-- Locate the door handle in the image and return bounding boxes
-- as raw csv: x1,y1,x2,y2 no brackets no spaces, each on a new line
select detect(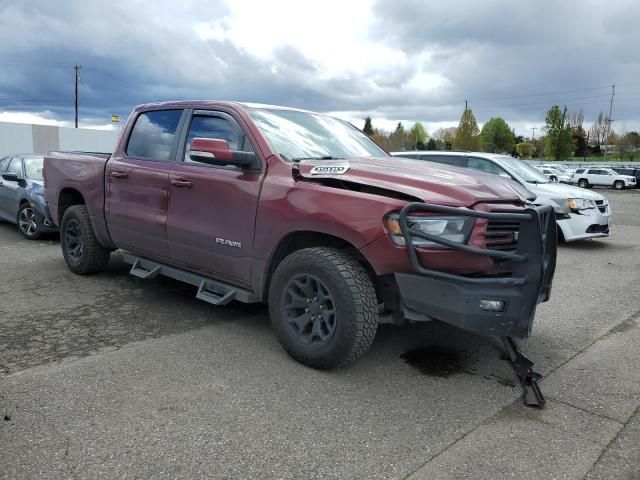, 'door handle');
171,179,192,188
110,171,129,179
